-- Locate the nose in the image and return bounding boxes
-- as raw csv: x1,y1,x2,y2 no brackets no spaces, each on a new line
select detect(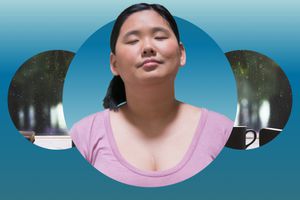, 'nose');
142,42,156,57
